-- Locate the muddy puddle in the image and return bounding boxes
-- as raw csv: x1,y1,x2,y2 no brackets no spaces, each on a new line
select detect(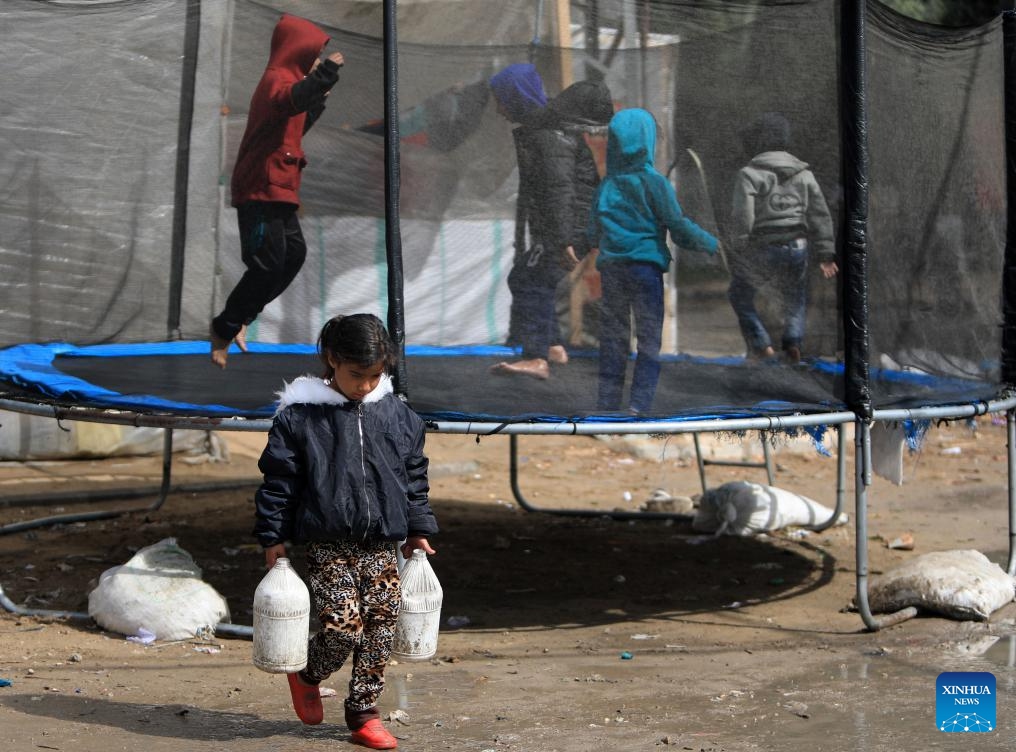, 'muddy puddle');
377,634,1016,751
